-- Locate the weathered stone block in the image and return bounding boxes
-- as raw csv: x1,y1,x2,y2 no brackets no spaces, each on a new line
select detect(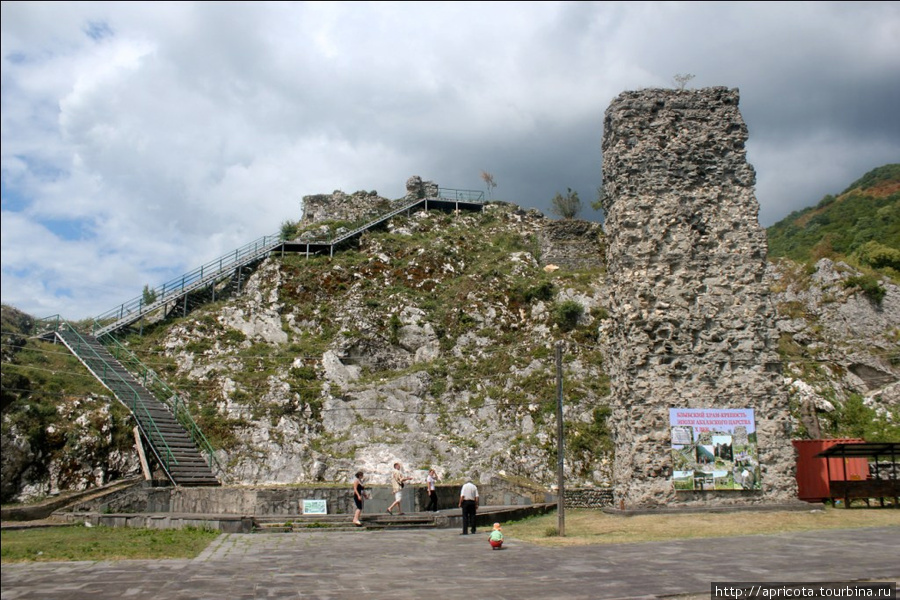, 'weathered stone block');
600,87,797,508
